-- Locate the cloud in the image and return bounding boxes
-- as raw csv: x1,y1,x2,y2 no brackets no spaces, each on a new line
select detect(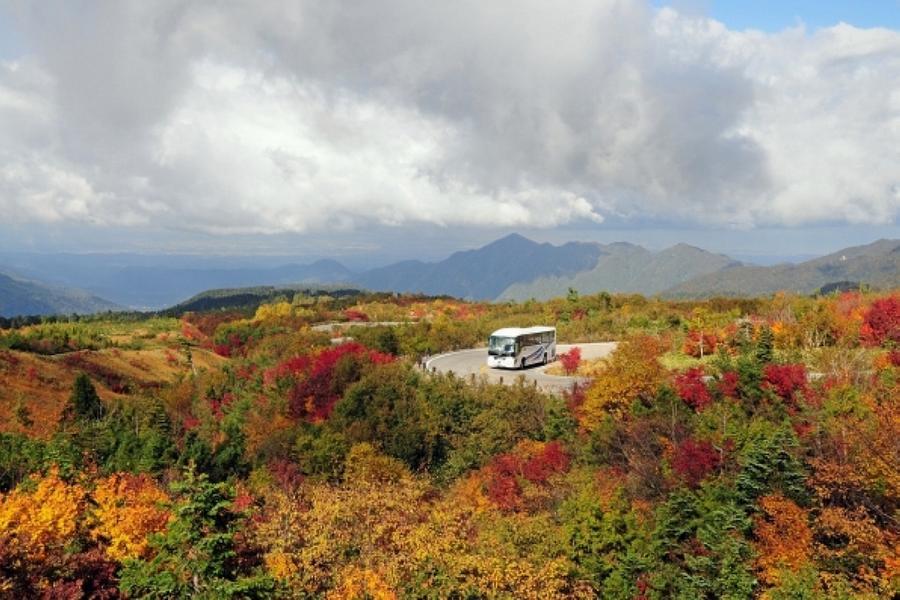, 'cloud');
0,1,897,235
